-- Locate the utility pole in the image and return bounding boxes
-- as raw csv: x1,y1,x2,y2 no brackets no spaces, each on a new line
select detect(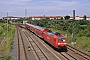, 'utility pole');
24,9,27,24
44,15,45,19
11,17,12,37
7,11,9,47
25,9,27,18
71,10,76,45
